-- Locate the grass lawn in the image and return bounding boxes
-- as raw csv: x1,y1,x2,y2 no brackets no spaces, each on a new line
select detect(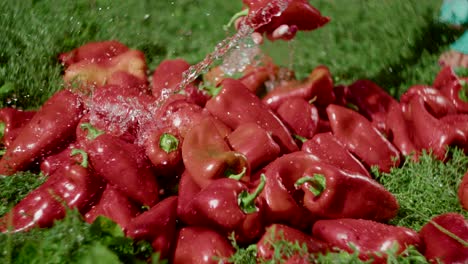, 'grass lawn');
1,0,467,263
0,0,457,109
